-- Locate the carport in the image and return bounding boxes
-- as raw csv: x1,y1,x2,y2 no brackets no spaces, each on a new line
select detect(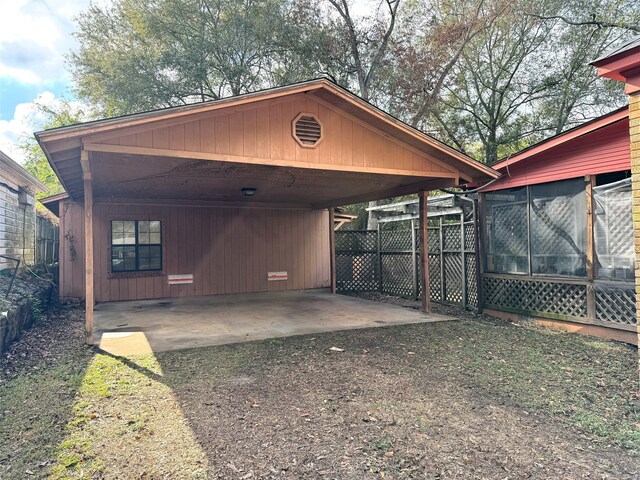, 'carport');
94,290,452,353
36,79,498,346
